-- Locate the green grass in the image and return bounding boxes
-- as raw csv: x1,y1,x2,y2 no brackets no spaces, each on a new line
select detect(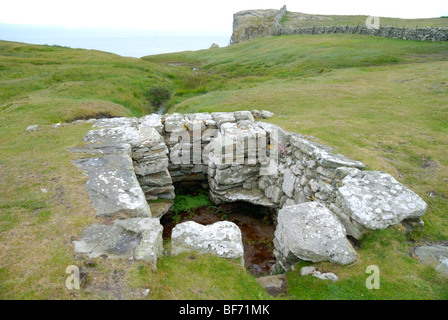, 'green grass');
1,33,448,299
171,187,213,222
172,188,212,214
